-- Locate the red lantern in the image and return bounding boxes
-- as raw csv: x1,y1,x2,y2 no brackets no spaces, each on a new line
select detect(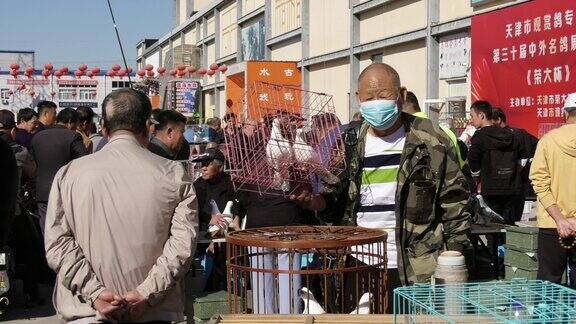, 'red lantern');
209,63,219,71
157,67,166,76
169,69,177,77
206,69,216,76
145,64,154,71
78,64,88,71
50,91,56,97
198,68,207,75
177,70,186,78
10,63,19,70
42,70,51,79
137,70,146,78
10,70,19,78
111,64,121,71
87,71,94,78
25,67,34,74
60,66,69,74
54,70,63,79
146,70,155,78
106,70,116,77
25,71,33,79
177,64,186,71
44,63,54,71
92,67,101,75
75,70,84,78
218,64,228,73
